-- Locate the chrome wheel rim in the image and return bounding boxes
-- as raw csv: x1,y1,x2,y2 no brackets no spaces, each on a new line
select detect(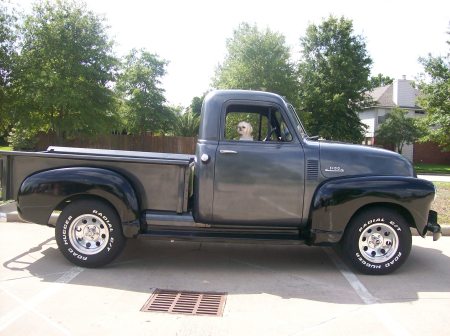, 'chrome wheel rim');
358,223,399,263
69,214,109,255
